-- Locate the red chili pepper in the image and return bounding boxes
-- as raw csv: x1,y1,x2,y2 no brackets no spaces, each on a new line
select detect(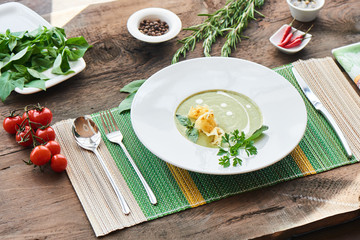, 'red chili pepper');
283,38,302,48
278,32,293,47
278,19,295,46
283,24,313,49
291,35,304,42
